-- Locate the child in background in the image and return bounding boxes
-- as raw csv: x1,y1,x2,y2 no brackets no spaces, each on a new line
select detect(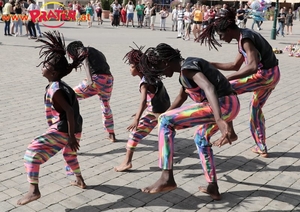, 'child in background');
17,31,87,206
114,44,170,172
